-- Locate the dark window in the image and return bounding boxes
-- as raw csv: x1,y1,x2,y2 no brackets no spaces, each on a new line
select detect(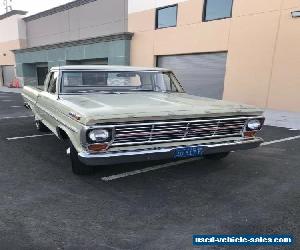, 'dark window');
156,5,177,29
47,71,58,94
37,67,49,86
203,0,233,21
